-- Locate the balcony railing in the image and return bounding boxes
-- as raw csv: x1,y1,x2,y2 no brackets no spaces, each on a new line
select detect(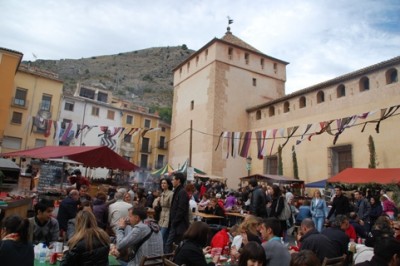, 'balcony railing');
11,97,29,109
39,102,53,113
157,142,168,150
140,145,152,154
